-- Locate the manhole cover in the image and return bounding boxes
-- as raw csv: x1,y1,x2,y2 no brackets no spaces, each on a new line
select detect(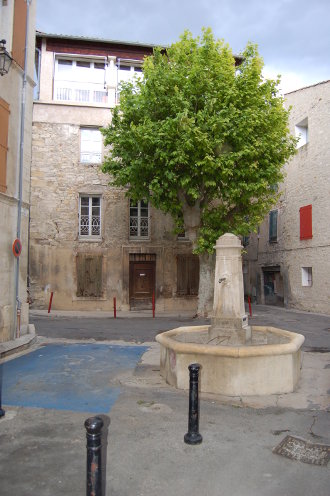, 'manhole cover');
273,435,330,466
